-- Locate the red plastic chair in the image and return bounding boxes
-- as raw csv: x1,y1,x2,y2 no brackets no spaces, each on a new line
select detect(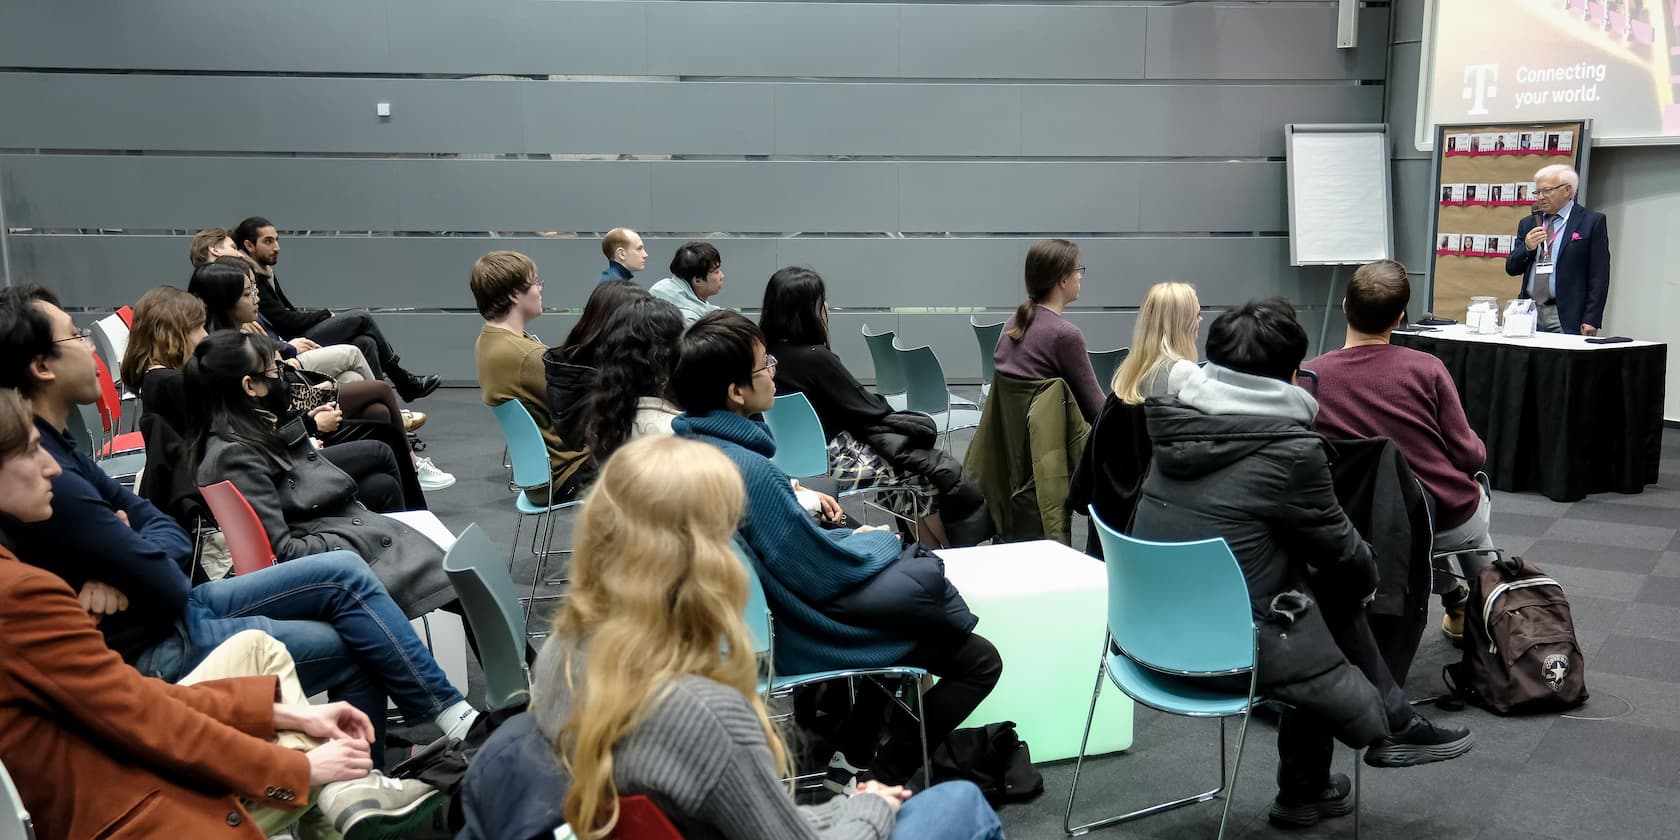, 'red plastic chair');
198,481,277,575
115,305,134,327
91,356,144,457
615,795,682,839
